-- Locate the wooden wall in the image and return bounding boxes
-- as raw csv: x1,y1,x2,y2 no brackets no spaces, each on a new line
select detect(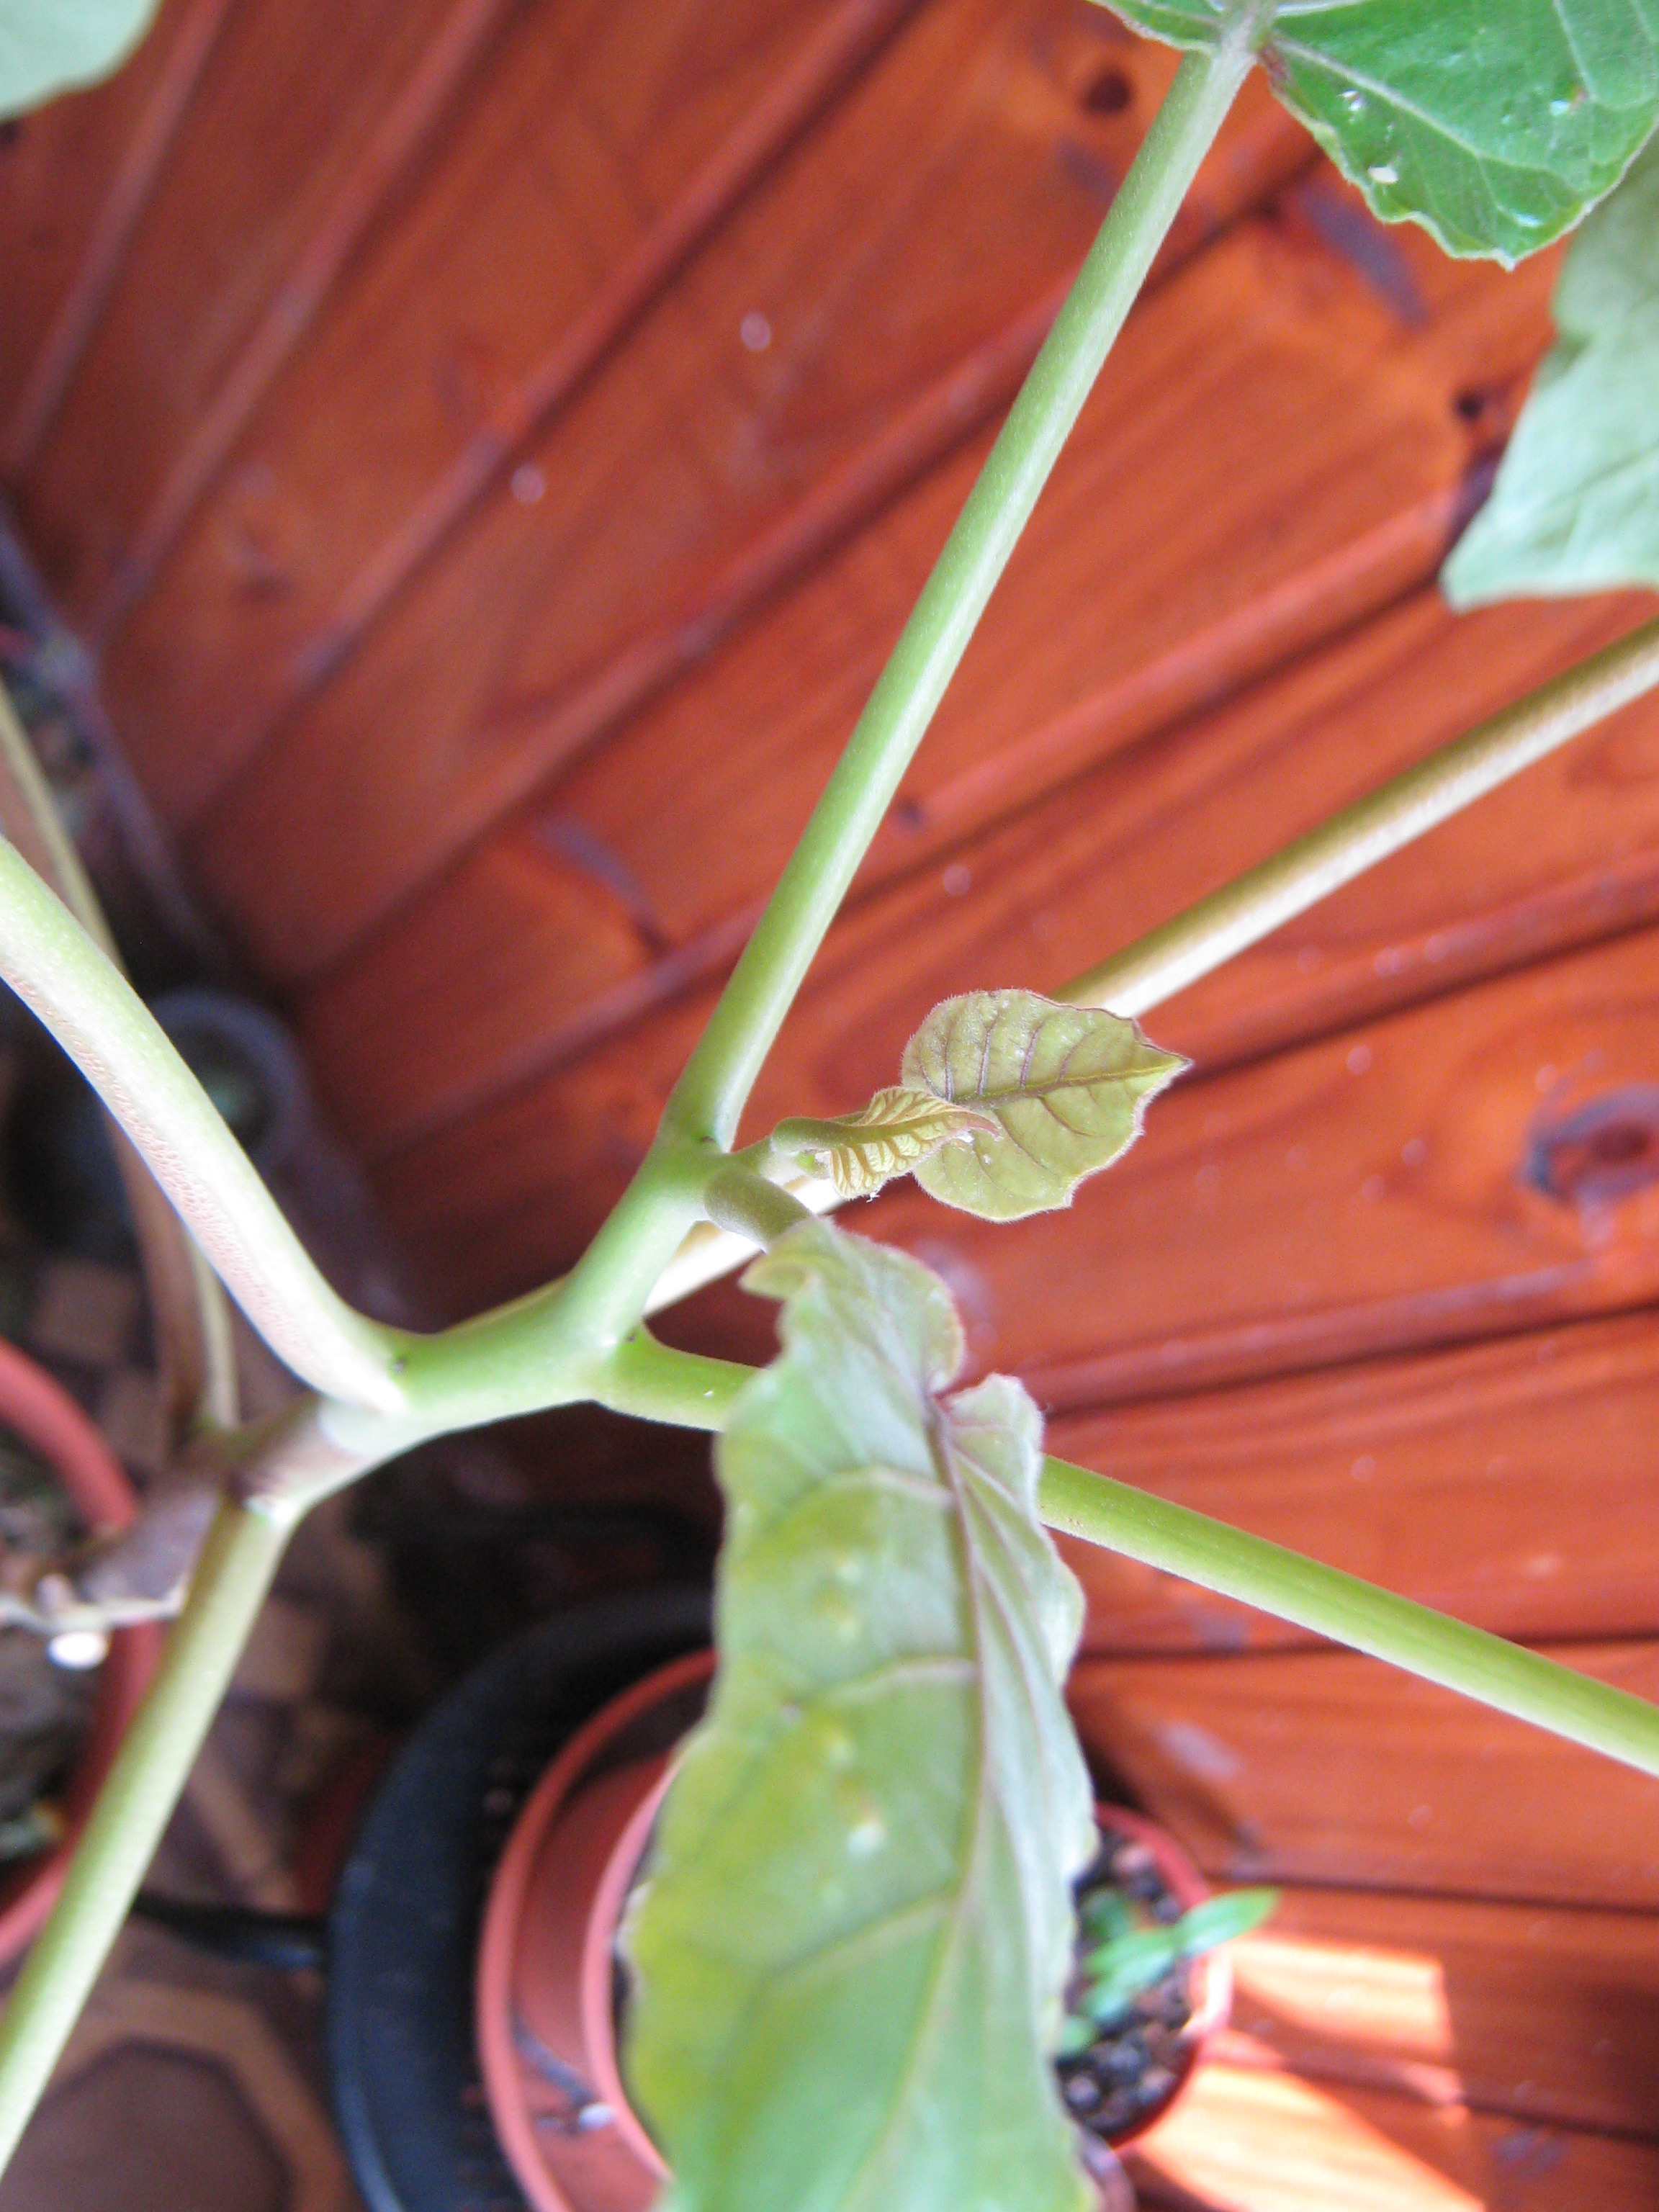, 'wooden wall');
5,3,1659,2203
